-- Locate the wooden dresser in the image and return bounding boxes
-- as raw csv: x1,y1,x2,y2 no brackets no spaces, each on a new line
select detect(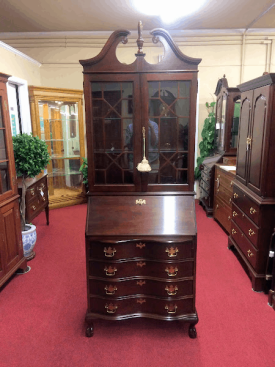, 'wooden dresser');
18,173,49,226
86,195,197,337
0,72,27,288
80,23,201,338
228,73,275,292
213,164,236,233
